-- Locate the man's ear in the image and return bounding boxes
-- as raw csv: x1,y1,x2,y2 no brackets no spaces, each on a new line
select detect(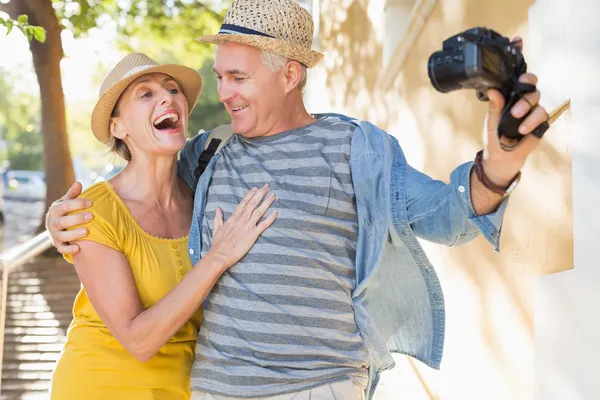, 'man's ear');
110,117,127,140
282,61,303,93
